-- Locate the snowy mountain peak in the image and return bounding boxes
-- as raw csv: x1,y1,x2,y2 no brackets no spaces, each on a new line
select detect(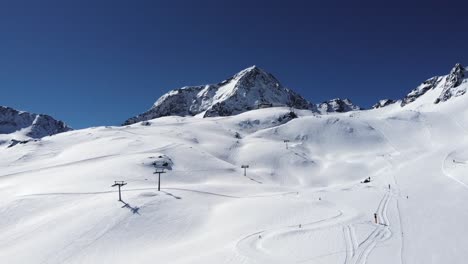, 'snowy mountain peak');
444,63,465,90
233,65,262,78
436,63,466,103
449,63,465,75
231,65,279,86
124,66,312,125
372,99,395,109
316,98,361,114
396,63,467,107
0,106,72,144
